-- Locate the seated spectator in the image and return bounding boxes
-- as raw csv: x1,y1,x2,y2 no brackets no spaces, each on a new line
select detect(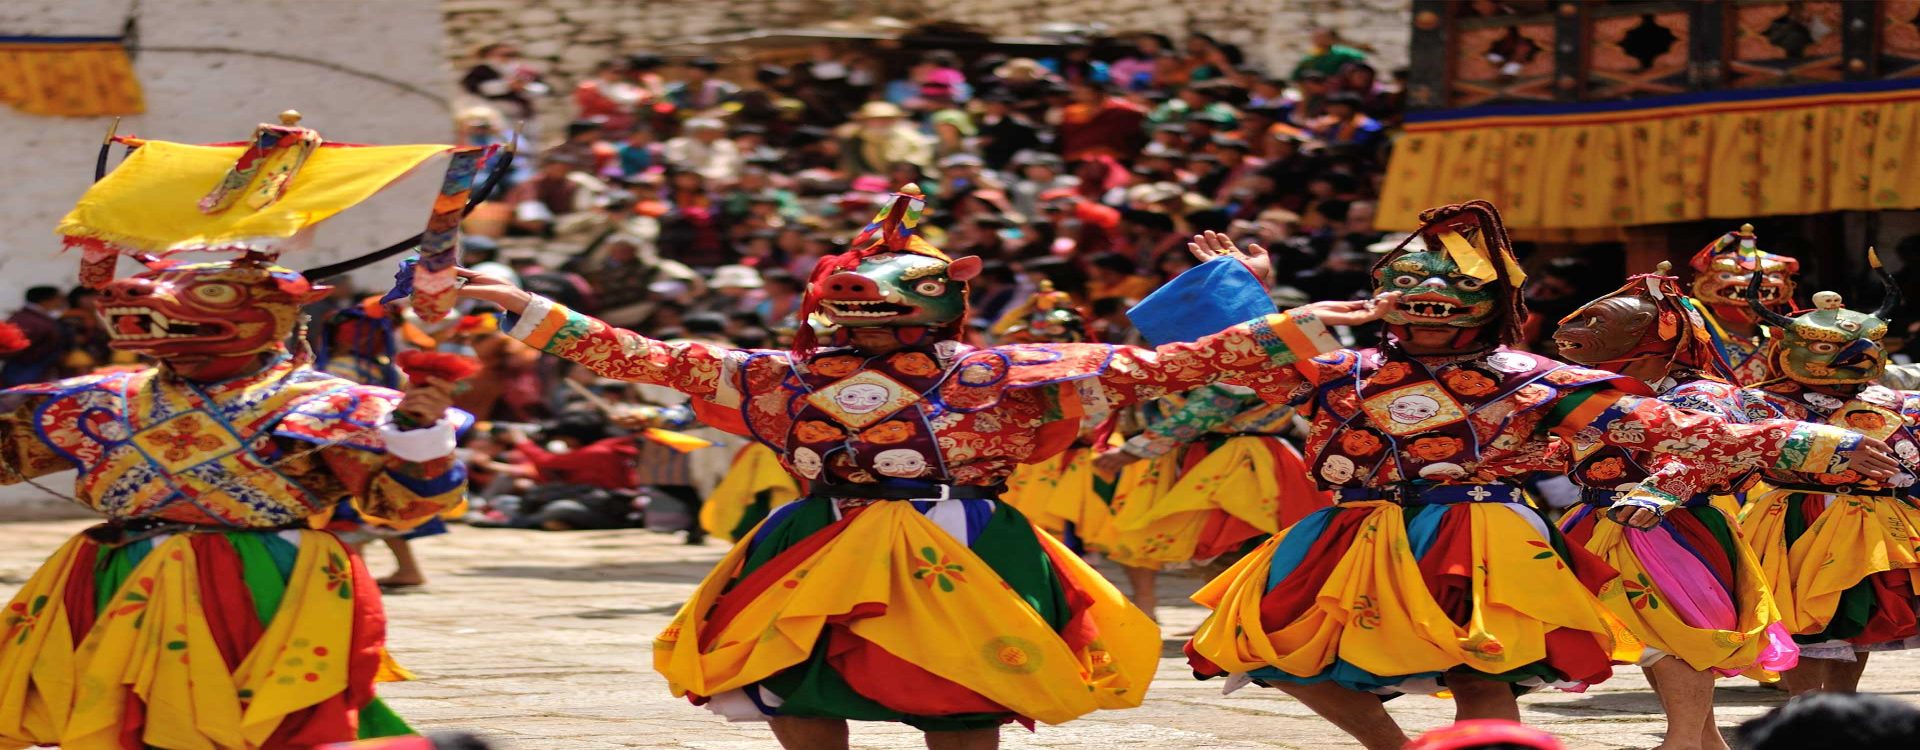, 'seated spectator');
841,100,933,174
550,119,618,176
506,152,598,237
665,56,739,111
1737,693,1920,750
615,127,658,179
483,412,643,531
